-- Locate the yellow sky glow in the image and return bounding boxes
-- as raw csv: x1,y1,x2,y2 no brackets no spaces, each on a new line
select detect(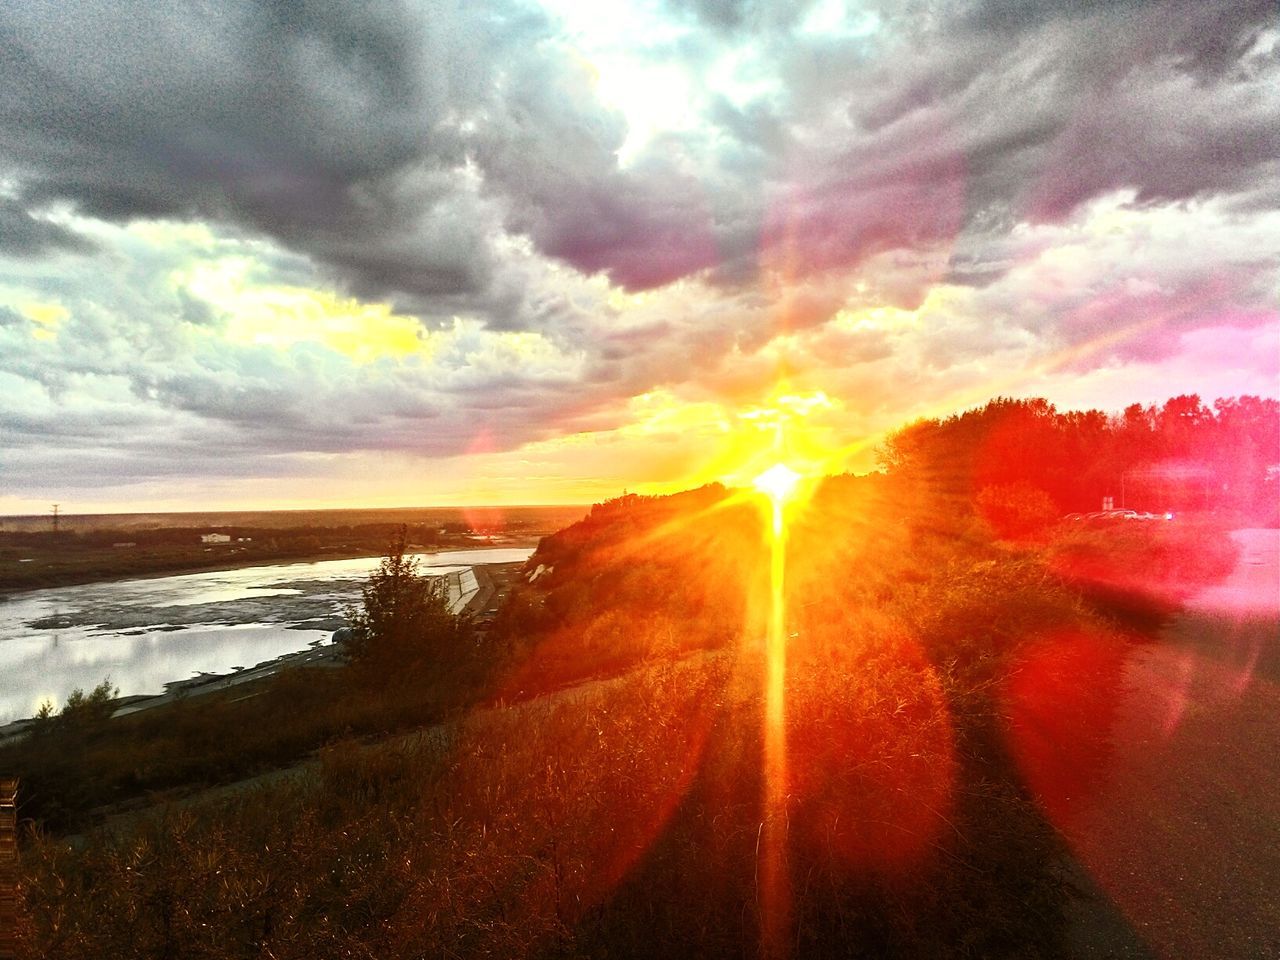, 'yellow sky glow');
20,301,67,341
177,258,428,363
